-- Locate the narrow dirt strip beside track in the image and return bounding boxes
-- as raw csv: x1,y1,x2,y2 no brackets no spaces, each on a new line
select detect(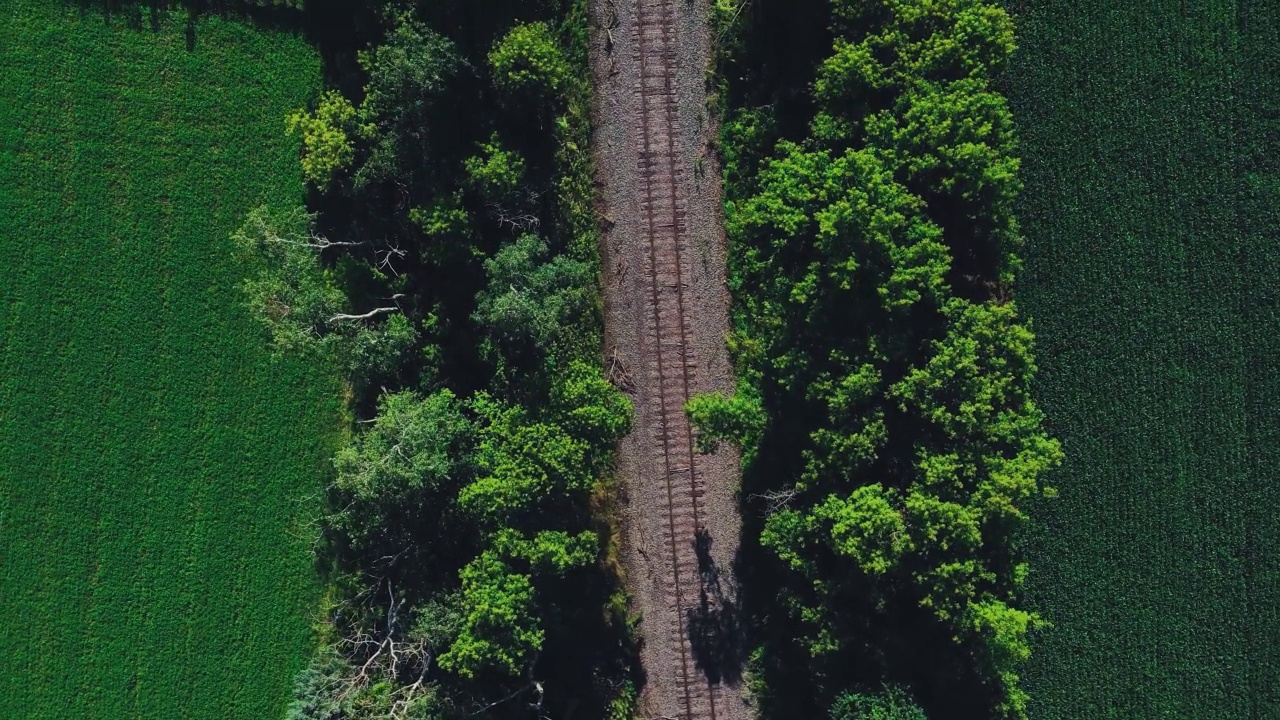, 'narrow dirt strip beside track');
590,0,752,718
